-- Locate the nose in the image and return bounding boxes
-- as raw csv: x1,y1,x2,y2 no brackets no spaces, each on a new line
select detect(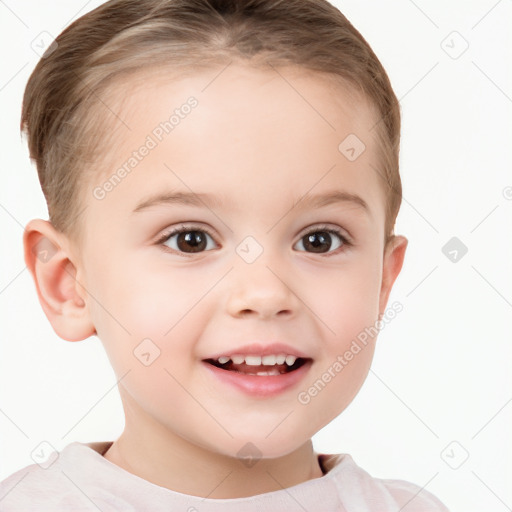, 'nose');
225,259,298,320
